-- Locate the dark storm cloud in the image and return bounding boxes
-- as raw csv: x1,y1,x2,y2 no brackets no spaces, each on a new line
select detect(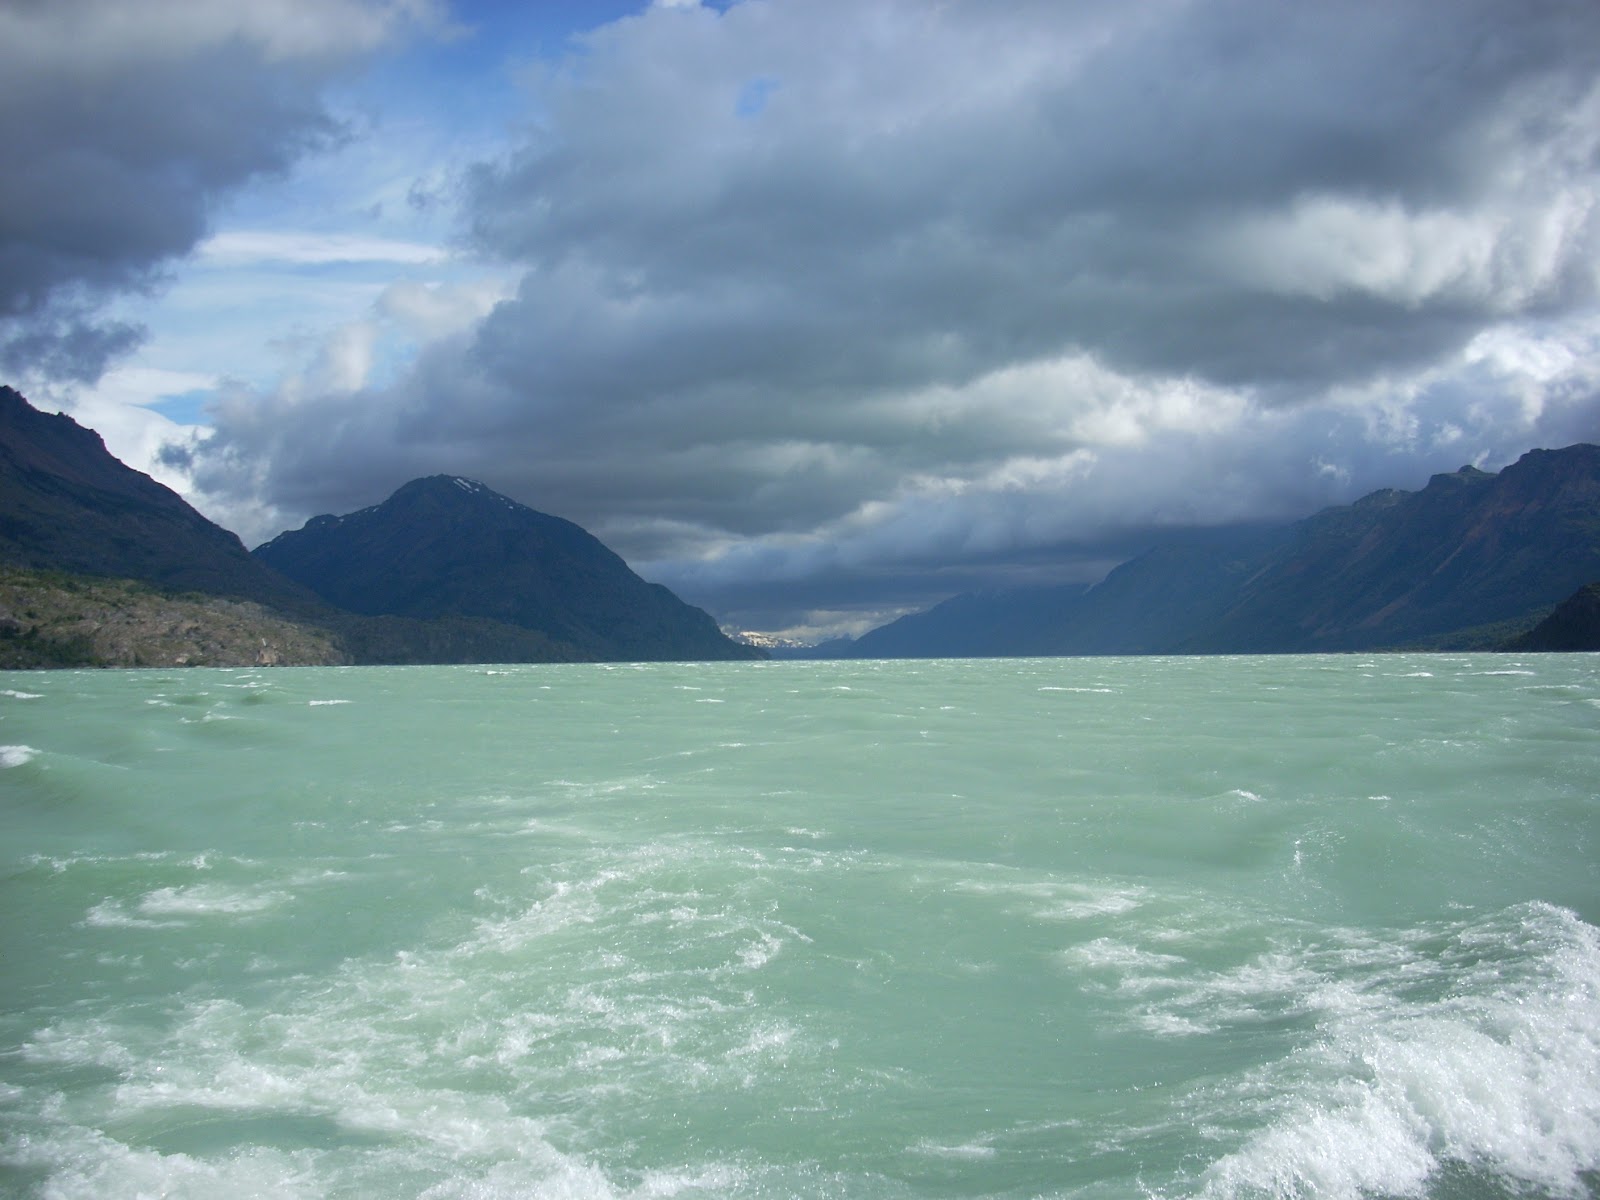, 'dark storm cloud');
462,0,1599,386
185,0,1600,632
0,297,143,384
0,0,438,383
